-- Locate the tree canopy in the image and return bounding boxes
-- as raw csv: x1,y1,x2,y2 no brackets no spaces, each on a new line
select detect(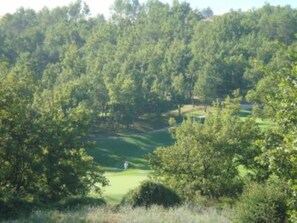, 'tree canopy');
1,1,297,217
